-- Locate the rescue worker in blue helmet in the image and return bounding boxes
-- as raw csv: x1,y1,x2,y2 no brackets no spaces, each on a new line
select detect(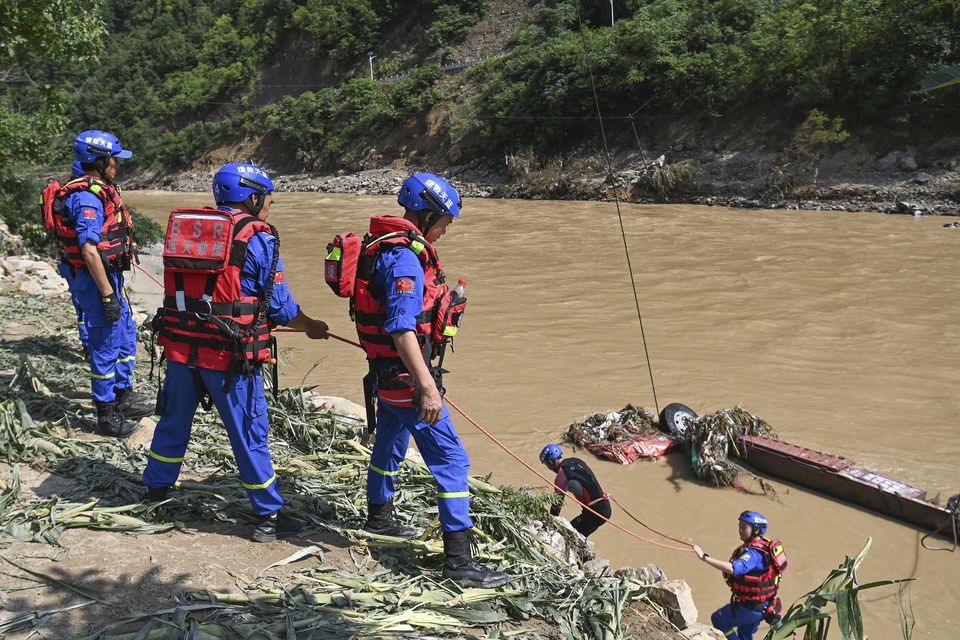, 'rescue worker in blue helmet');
62,130,154,437
355,172,508,588
55,160,92,358
539,444,611,538
143,162,330,542
694,511,787,640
